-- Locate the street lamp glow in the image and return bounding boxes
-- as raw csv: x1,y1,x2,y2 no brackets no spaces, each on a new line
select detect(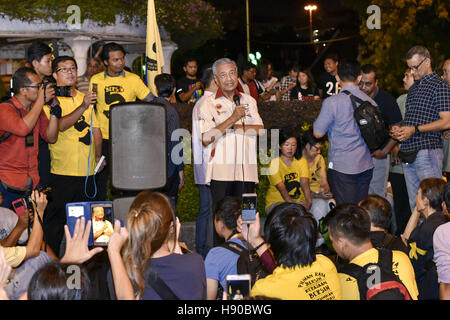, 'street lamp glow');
304,5,318,44
304,5,317,11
